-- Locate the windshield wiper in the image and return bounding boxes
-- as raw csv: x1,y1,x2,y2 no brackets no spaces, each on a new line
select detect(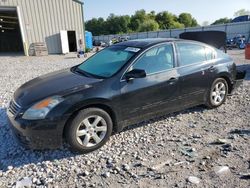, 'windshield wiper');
72,67,90,77
72,67,106,79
